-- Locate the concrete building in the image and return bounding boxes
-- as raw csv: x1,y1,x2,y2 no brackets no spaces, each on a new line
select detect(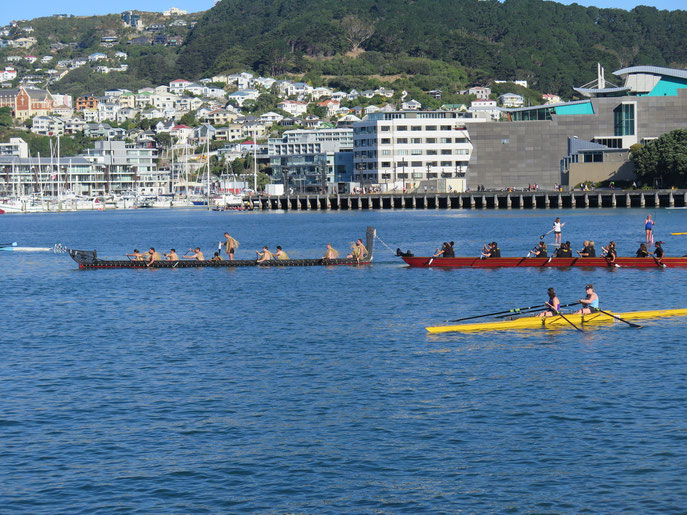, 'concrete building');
468,65,687,189
352,111,472,192
268,128,354,193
